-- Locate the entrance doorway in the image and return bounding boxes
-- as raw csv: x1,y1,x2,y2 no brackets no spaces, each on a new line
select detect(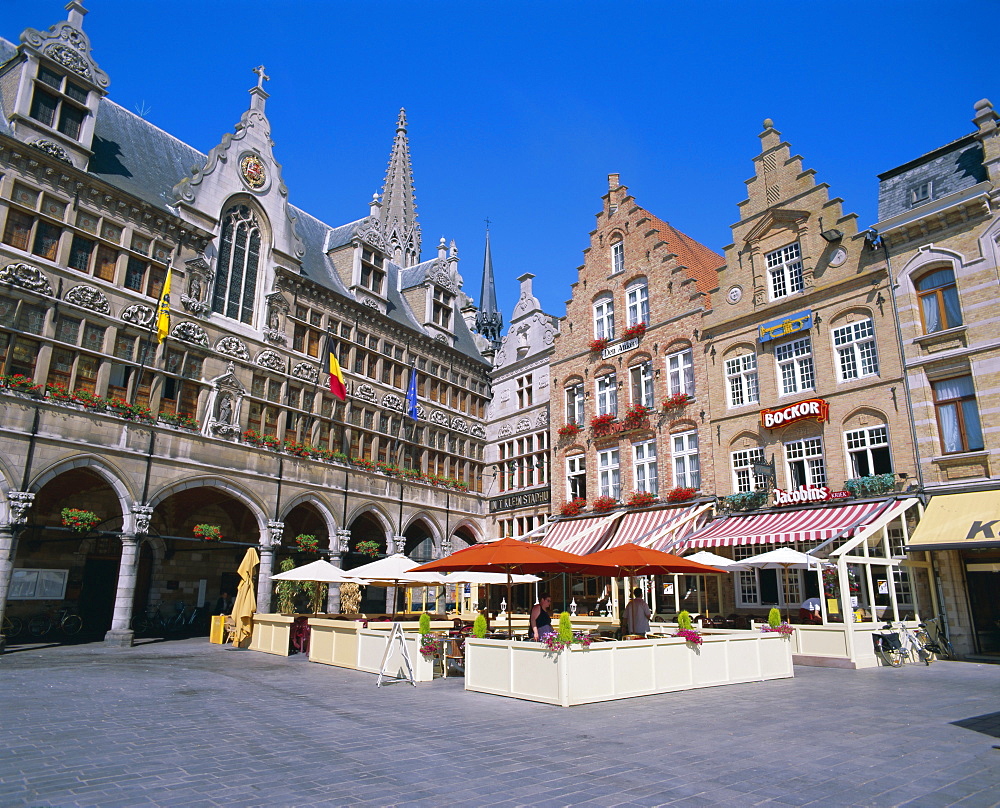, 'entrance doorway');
79,558,119,634
966,558,1000,656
